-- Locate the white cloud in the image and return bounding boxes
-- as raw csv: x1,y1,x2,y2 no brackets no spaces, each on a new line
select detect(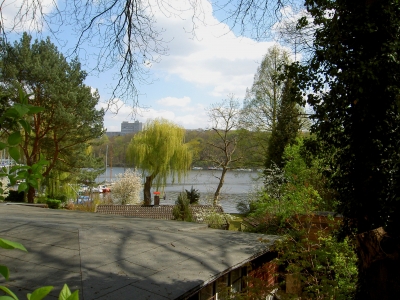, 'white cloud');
157,96,191,107
151,0,278,98
100,98,209,130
